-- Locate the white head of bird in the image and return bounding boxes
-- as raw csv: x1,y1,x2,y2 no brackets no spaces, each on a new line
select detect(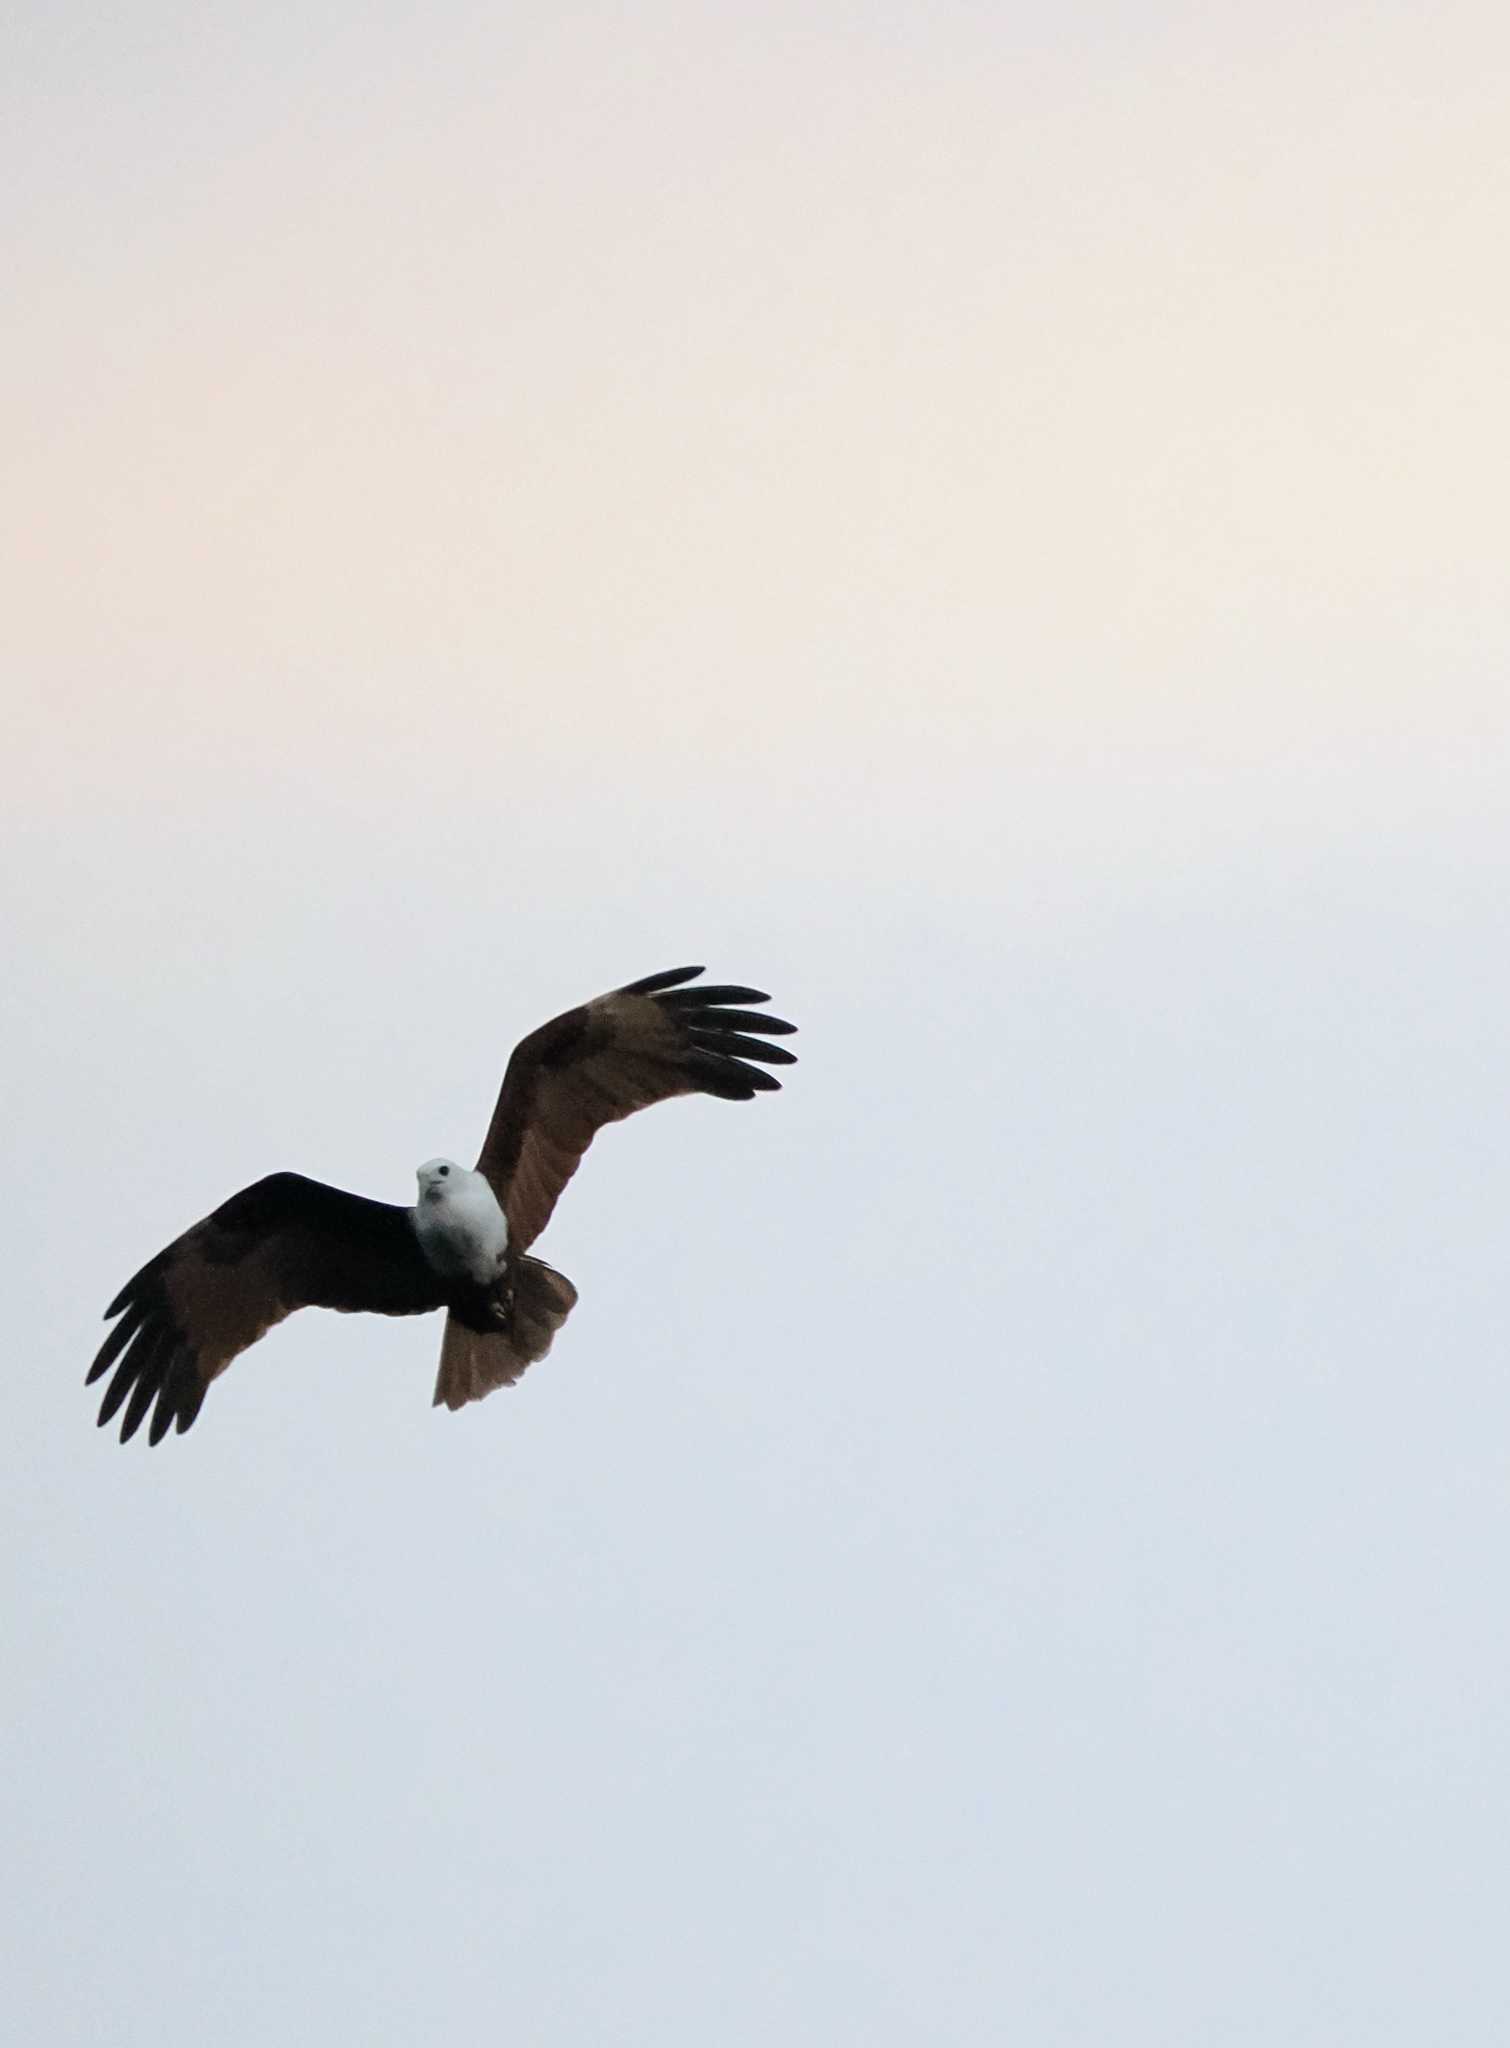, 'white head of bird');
412,1159,509,1283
